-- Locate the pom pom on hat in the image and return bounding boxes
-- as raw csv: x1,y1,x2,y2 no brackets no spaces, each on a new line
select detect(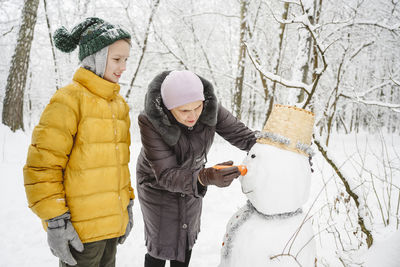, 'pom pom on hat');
161,70,205,110
53,26,79,53
53,17,131,61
